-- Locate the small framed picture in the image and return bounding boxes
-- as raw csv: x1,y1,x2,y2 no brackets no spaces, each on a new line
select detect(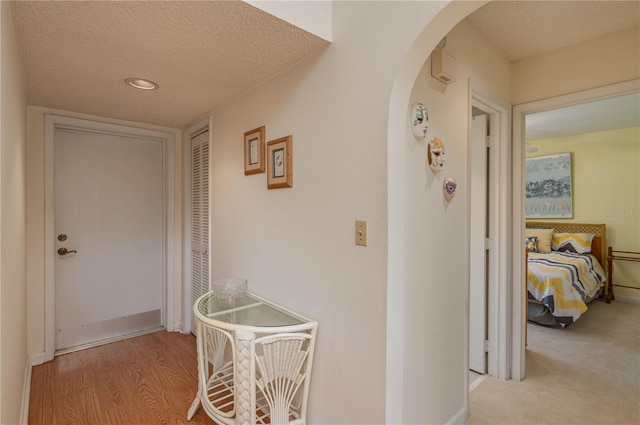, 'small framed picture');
267,135,292,189
244,126,265,175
